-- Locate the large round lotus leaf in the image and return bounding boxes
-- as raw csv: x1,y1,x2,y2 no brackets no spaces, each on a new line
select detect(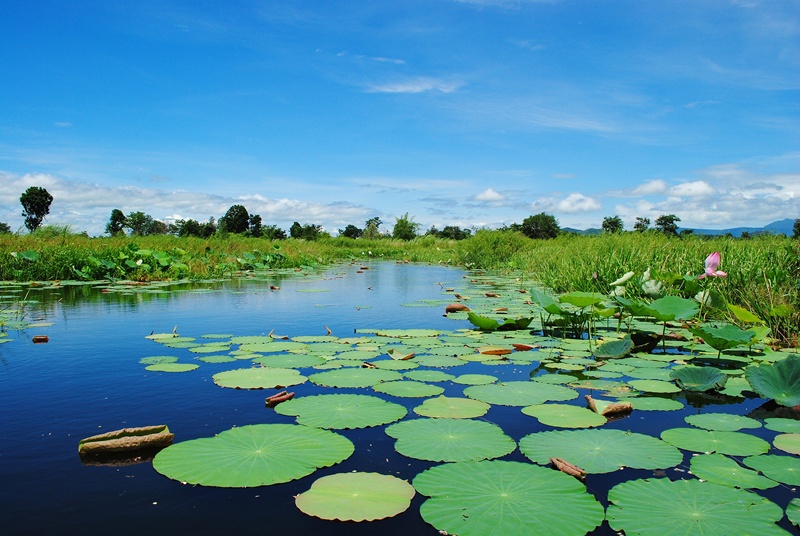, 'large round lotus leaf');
623,367,672,381
689,453,779,490
765,418,800,433
376,328,439,338
247,341,308,354
403,370,455,383
145,363,200,372
189,343,232,354
660,428,770,456
629,396,684,411
627,379,681,393
521,404,607,428
295,472,415,521
212,367,306,389
641,295,700,322
744,454,800,485
684,413,762,432
253,354,326,368
385,418,516,462
274,394,406,429
464,381,578,406
413,460,604,536
371,359,419,371
413,355,467,368
152,424,354,487
452,373,497,385
670,365,727,392
308,368,403,388
519,429,682,474
745,354,800,406
140,355,178,365
413,396,490,419
607,478,786,535
774,434,800,455
199,355,237,364
373,380,444,398
788,498,800,528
